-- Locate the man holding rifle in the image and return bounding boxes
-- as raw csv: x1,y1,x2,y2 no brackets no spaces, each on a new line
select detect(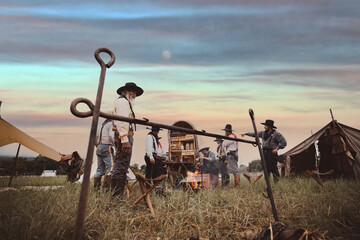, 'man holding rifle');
242,119,287,183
